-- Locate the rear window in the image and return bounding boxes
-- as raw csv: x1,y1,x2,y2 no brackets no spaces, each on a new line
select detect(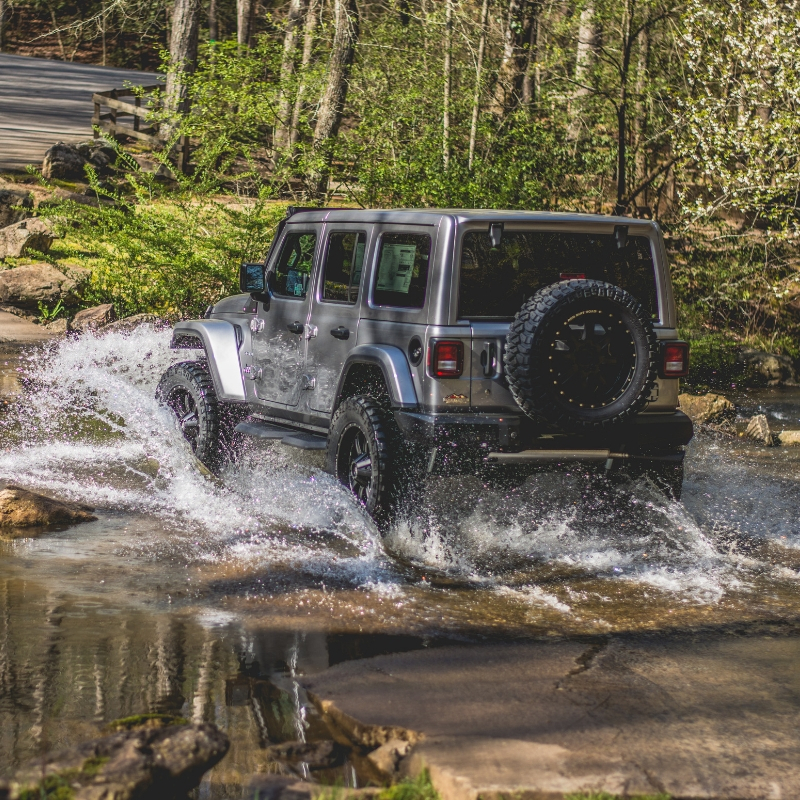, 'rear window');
372,233,431,308
459,231,659,319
